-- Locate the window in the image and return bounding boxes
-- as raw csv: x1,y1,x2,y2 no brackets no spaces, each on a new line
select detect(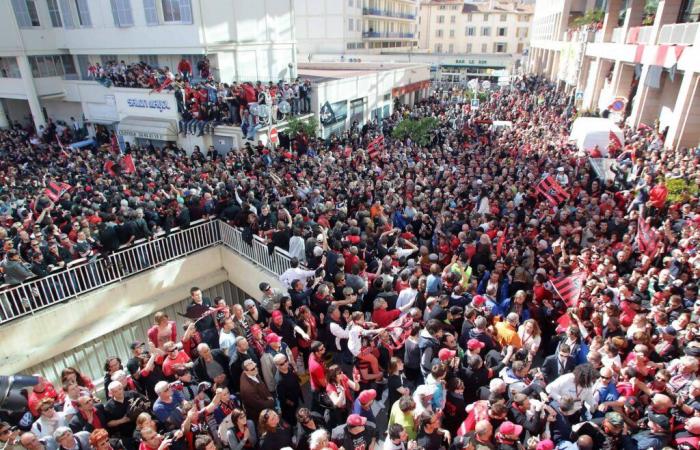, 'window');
0,57,22,78
500,13,507,21
495,42,507,53
497,27,507,36
348,18,353,31
110,0,133,27
438,5,446,10
517,43,524,53
347,43,355,49
450,15,455,23
11,0,40,27
58,0,74,28
466,43,472,53
481,43,487,52
517,27,528,38
449,29,455,38
467,13,472,21
356,19,360,30
47,0,62,27
74,0,91,26
466,26,475,36
162,0,192,24
518,14,529,22
483,13,489,21
481,26,490,36
435,43,443,52
27,55,76,77
437,15,444,23
448,44,454,53
144,0,158,25
436,29,443,37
